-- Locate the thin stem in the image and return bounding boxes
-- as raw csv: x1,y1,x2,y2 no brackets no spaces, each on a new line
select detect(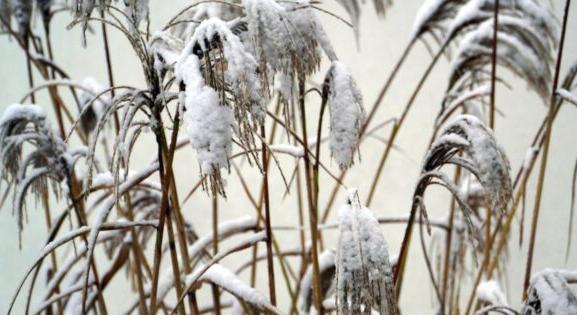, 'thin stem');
261,125,278,308
298,74,323,314
522,0,571,299
25,39,36,104
100,10,120,131
489,0,499,129
149,99,185,315
366,42,446,206
211,191,221,315
441,165,462,314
